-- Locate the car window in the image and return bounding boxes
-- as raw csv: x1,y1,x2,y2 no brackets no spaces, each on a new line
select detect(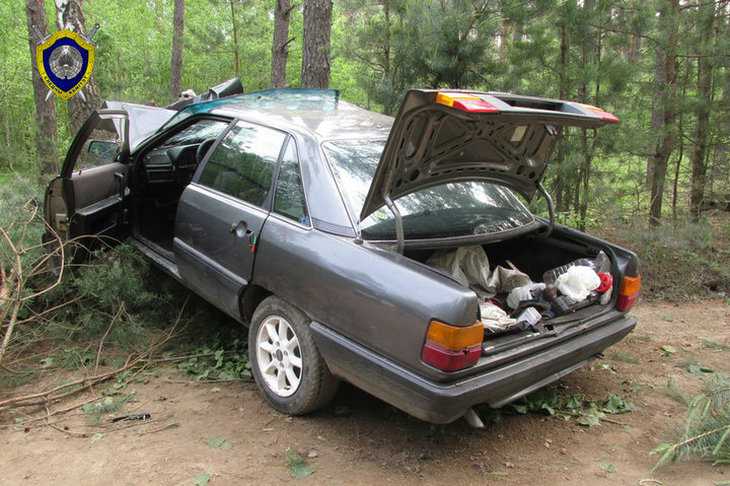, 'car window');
142,118,229,168
159,119,228,148
76,128,121,170
274,139,309,225
323,140,535,240
197,121,286,207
